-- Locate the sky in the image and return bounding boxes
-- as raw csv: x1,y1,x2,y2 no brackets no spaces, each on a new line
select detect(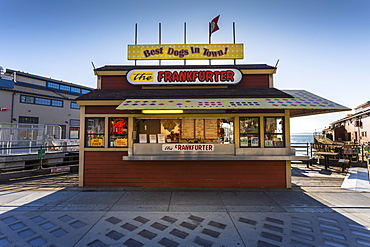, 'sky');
1,0,370,134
